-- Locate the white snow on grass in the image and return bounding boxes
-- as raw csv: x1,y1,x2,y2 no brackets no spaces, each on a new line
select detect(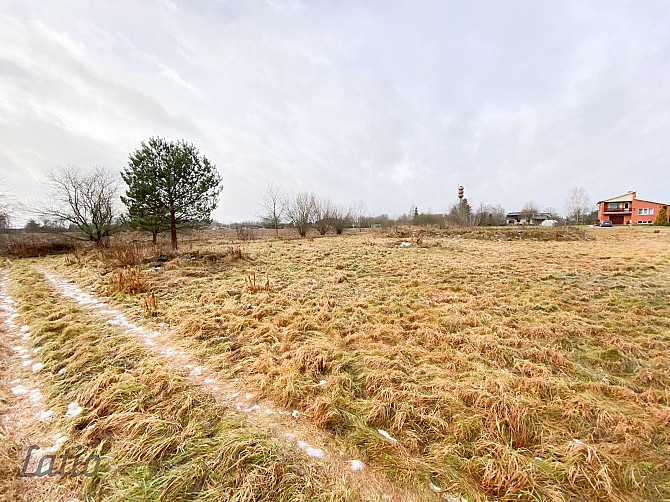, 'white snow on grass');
377,429,398,442
39,409,54,421
296,440,324,458
10,385,28,395
349,460,365,471
65,402,83,418
31,362,44,372
44,433,67,453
